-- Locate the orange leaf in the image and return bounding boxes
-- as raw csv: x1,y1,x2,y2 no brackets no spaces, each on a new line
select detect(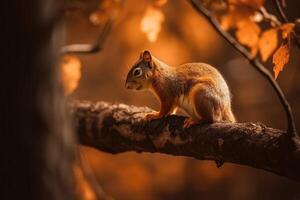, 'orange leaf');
280,23,295,39
220,13,235,31
235,19,261,52
259,28,278,62
272,42,290,79
250,45,258,57
220,5,254,30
